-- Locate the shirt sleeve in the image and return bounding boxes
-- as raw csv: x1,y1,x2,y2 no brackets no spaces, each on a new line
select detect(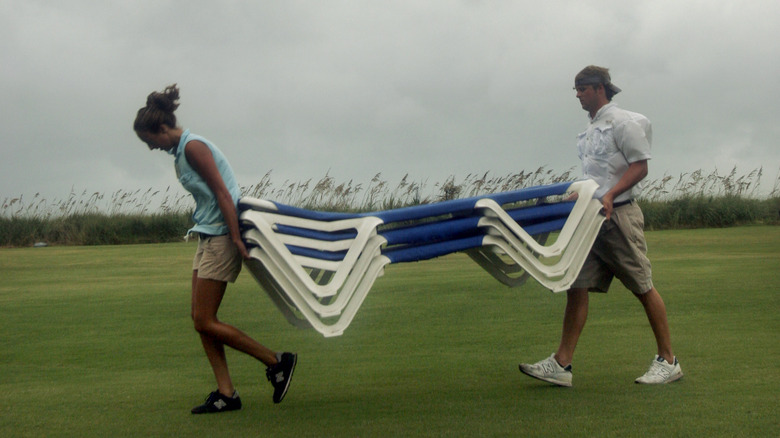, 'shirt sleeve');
616,118,652,163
